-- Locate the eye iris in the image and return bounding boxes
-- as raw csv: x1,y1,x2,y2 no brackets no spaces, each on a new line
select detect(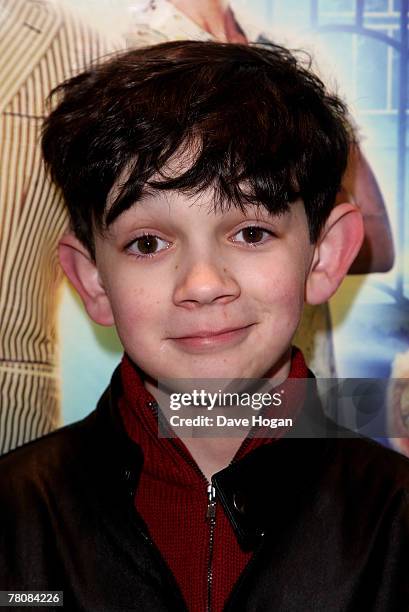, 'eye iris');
137,235,158,254
243,227,264,243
